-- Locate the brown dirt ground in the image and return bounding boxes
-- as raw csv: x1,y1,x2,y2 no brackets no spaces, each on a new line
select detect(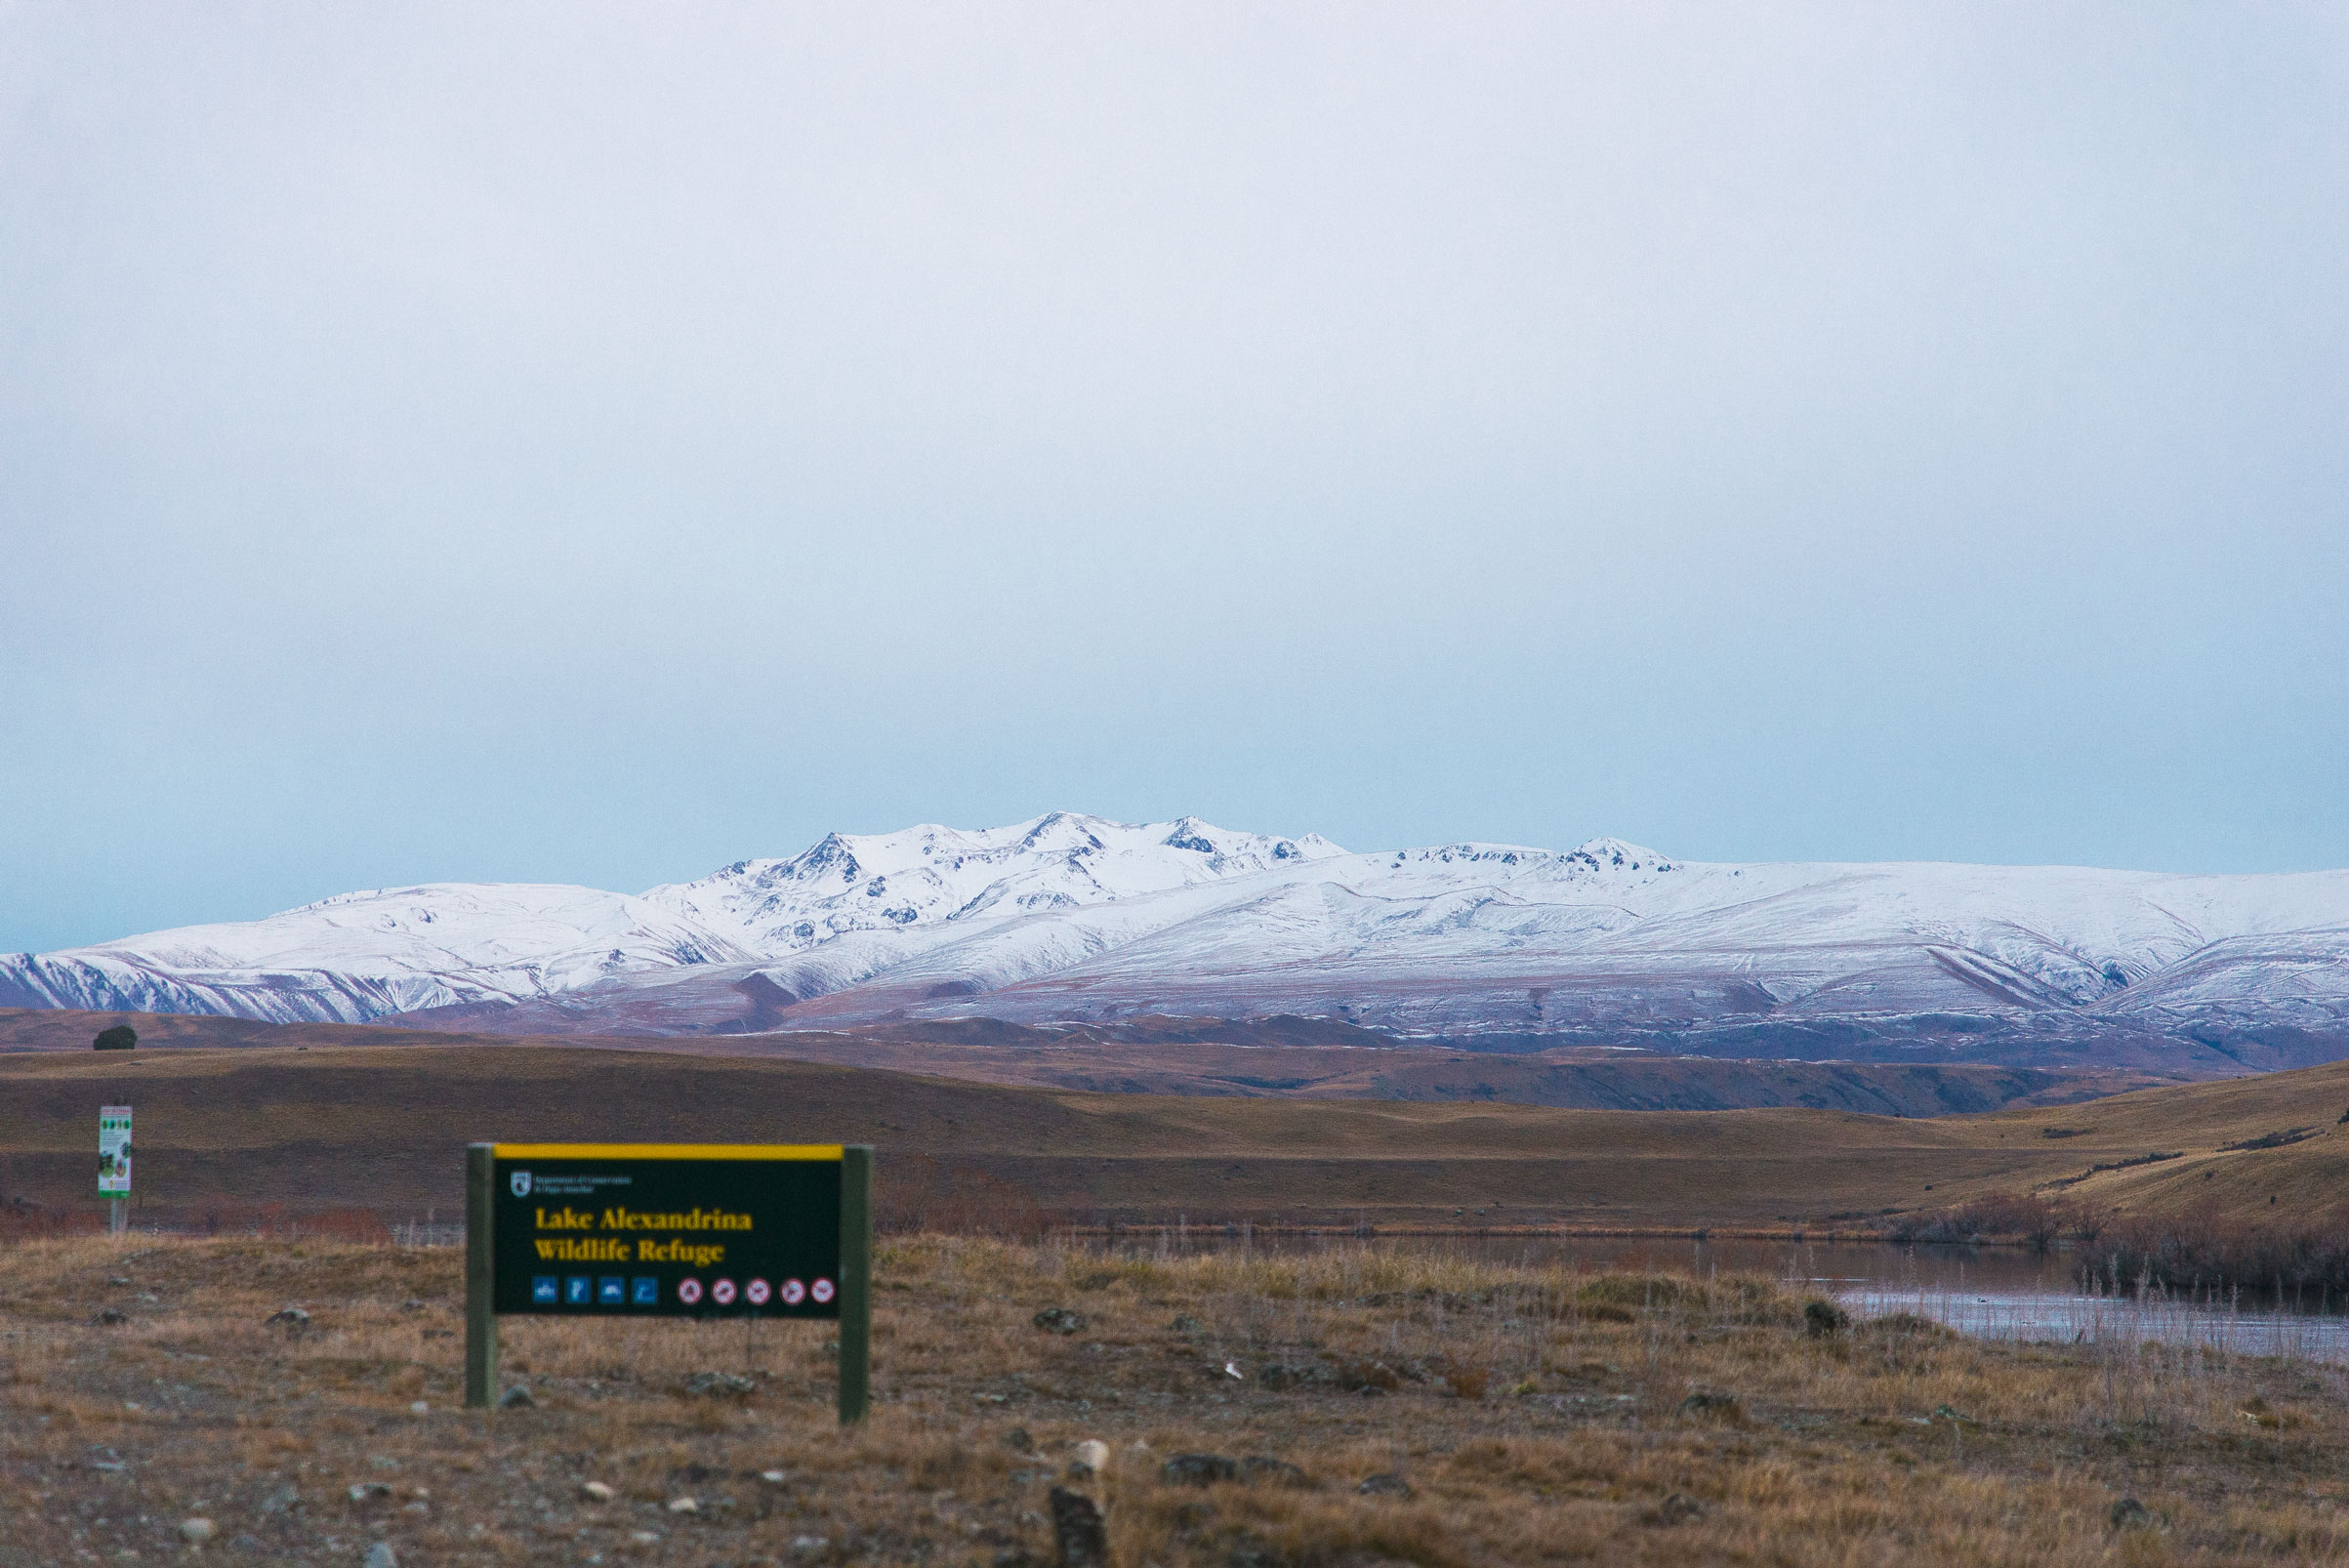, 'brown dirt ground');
6,1233,2349,1566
